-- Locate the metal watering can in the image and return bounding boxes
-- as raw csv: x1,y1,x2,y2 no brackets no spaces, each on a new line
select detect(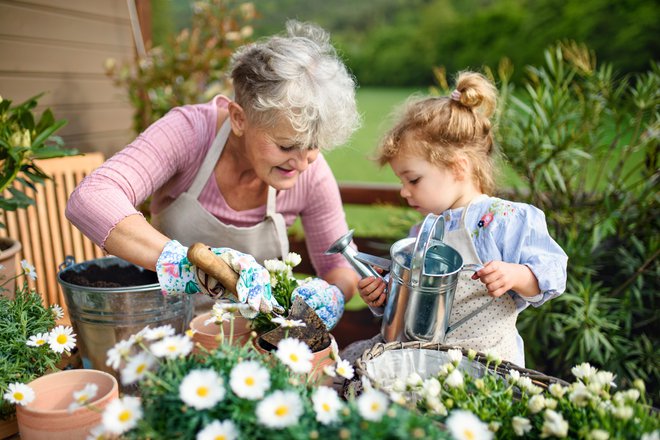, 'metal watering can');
326,214,493,343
